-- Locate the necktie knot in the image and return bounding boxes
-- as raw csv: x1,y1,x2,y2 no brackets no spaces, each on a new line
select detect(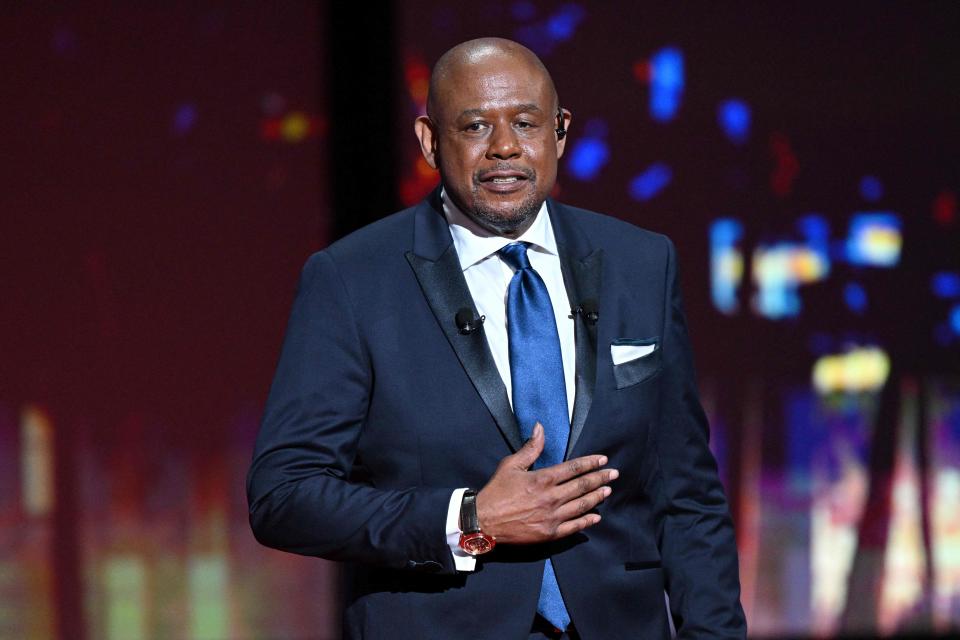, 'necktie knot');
498,242,531,271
